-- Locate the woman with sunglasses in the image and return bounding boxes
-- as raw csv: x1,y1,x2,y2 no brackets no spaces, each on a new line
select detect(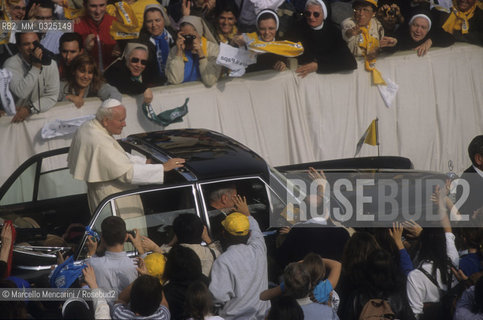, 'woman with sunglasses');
58,54,122,108
104,43,154,105
286,0,357,77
